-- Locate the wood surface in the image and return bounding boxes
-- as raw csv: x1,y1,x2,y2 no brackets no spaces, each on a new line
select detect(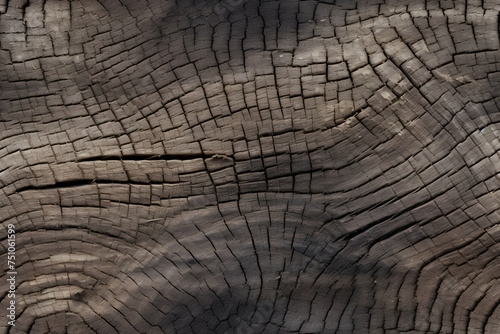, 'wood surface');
1,0,500,332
